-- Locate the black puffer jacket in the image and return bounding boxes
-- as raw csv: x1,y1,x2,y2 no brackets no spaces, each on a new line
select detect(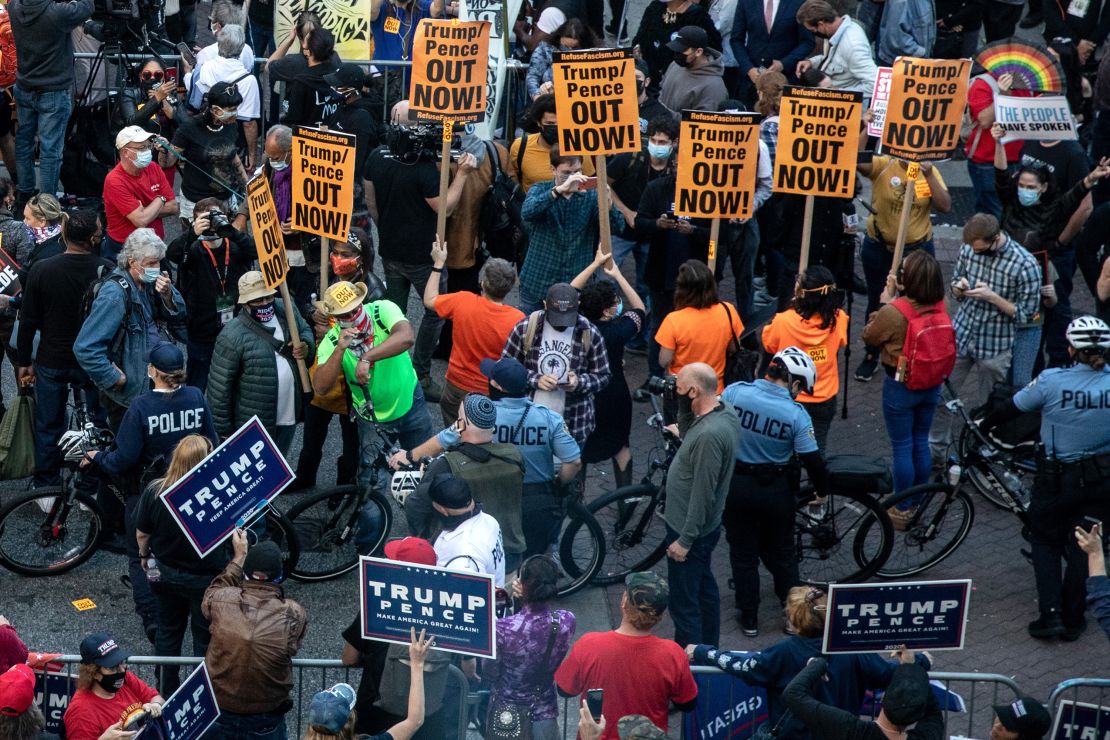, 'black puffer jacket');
206,298,314,437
